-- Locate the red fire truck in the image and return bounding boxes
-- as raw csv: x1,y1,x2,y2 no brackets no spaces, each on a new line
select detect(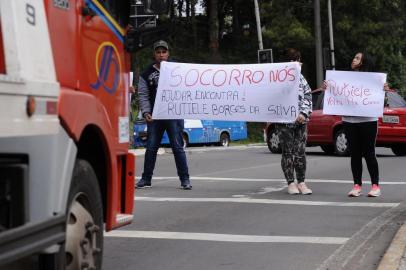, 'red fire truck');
0,0,168,269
